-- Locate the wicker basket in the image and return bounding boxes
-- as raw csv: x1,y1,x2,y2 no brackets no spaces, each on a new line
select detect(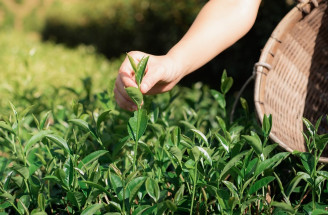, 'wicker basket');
254,0,328,162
